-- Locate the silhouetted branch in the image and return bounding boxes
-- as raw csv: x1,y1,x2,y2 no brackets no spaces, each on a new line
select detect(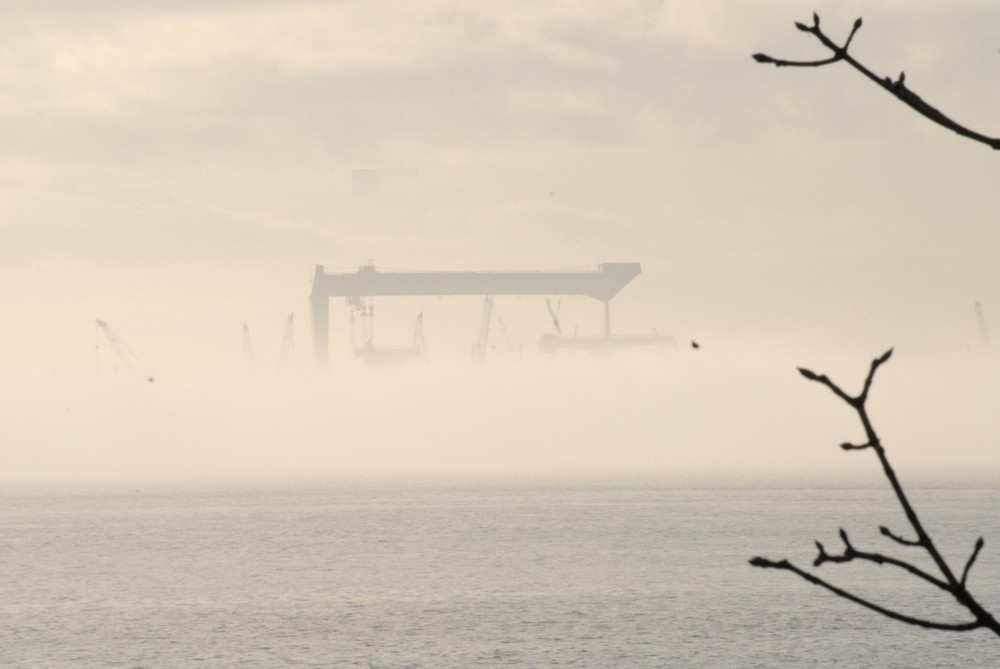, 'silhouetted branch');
879,525,921,547
754,14,1000,150
860,349,892,402
749,557,980,631
751,351,1000,636
840,441,872,451
962,538,986,588
812,529,950,591
796,366,853,405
